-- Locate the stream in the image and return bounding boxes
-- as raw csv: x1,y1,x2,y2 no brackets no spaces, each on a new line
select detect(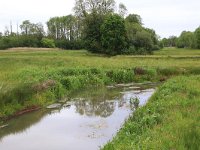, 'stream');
0,83,156,150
